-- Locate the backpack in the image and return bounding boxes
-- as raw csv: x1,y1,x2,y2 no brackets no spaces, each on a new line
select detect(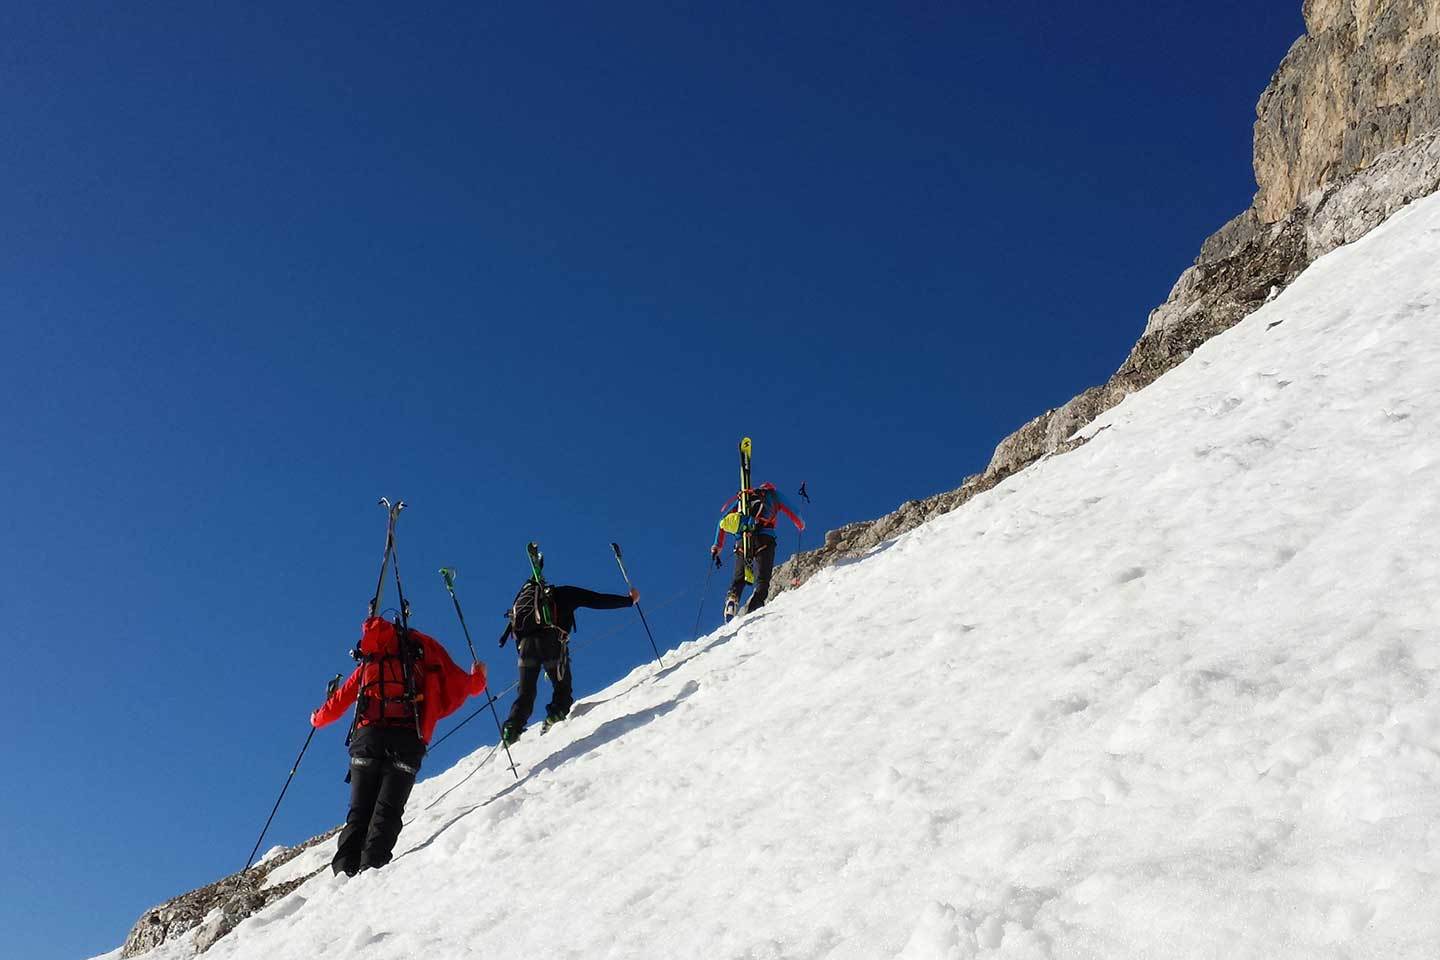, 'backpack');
509,579,560,639
350,619,425,733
